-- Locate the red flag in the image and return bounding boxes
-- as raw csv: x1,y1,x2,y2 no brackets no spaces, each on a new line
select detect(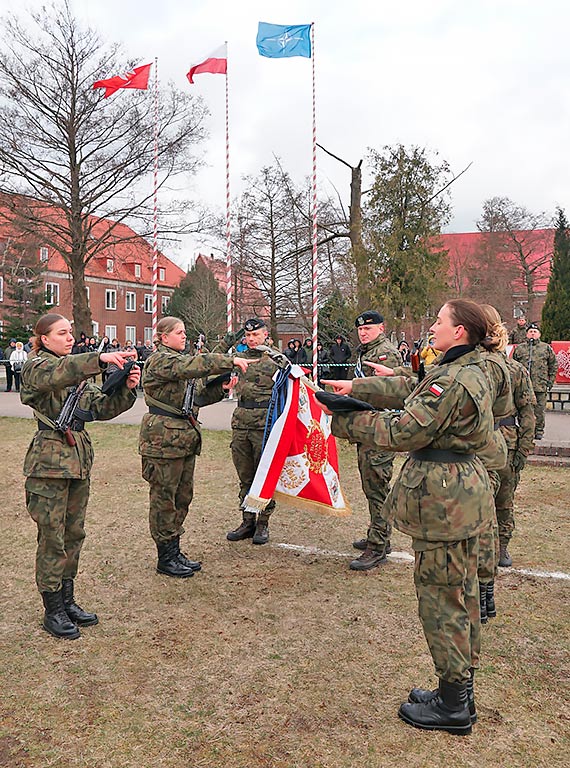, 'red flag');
187,44,227,84
93,63,152,98
244,368,349,517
